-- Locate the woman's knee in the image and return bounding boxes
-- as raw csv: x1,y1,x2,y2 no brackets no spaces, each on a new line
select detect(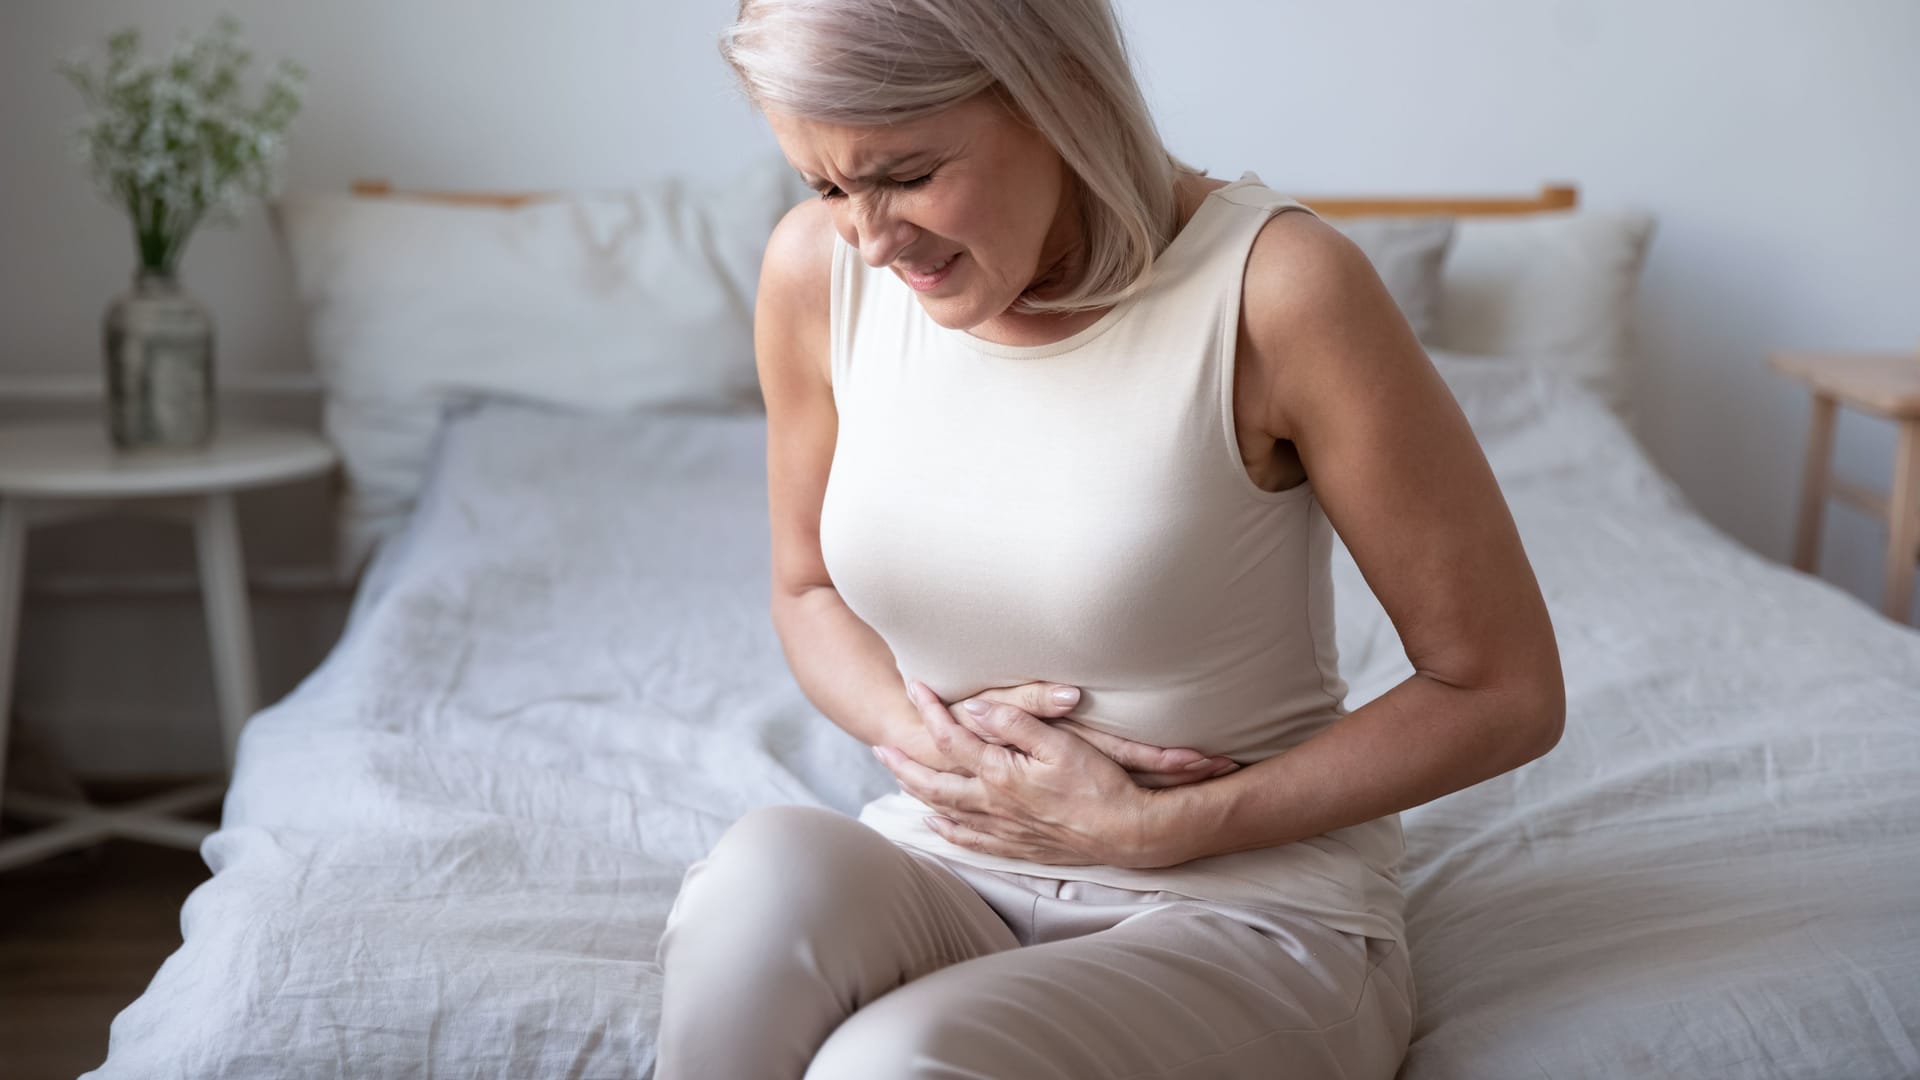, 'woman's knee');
702,803,886,889
660,805,892,951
